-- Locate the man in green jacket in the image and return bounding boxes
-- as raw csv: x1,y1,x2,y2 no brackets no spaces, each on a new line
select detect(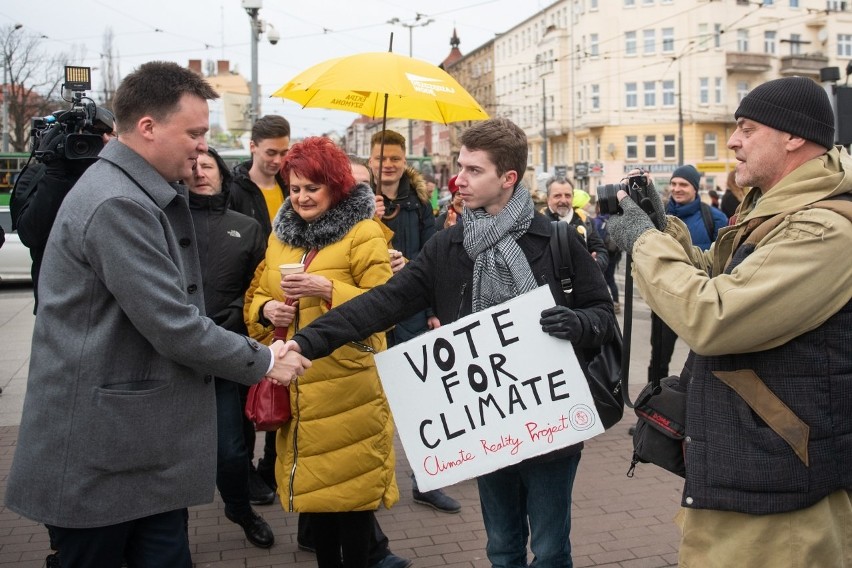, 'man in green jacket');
608,77,852,567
